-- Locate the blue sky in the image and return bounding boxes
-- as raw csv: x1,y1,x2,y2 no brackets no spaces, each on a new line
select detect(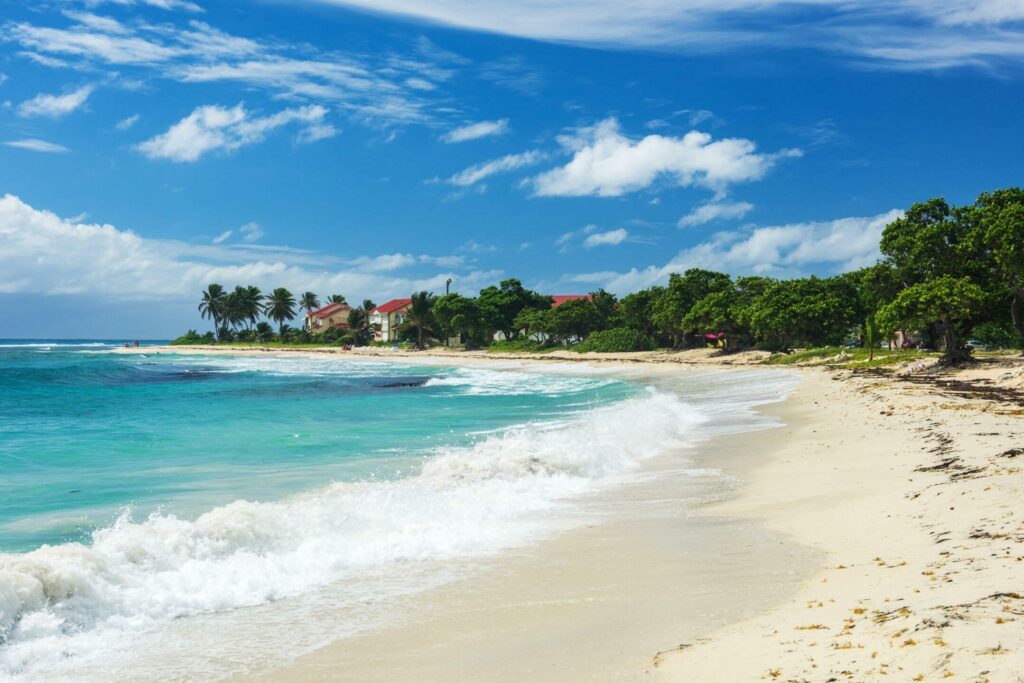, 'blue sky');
1,0,1023,338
